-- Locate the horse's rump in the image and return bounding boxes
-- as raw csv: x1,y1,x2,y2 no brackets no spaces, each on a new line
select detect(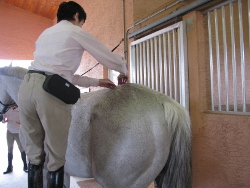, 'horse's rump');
89,84,191,188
